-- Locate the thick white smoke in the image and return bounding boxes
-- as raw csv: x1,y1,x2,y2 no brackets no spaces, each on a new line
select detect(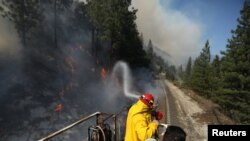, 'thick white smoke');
131,0,203,66
0,17,22,57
